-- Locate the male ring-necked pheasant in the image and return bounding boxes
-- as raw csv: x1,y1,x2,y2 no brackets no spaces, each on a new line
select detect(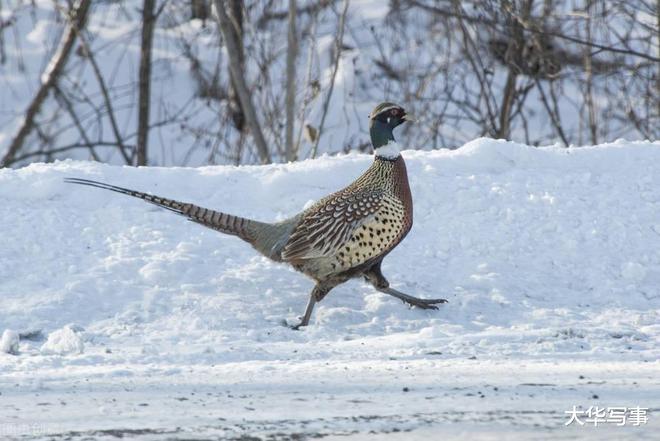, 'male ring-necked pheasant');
65,102,447,328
